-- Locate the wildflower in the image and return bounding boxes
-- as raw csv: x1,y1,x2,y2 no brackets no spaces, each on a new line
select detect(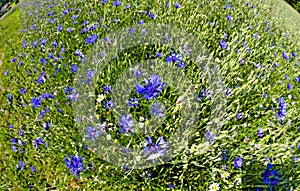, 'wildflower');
20,88,25,95
261,163,279,187
7,94,12,103
218,41,227,49
150,102,165,118
85,34,98,44
143,136,168,160
276,97,287,121
174,3,180,8
112,0,121,7
292,52,296,58
226,15,233,22
104,100,113,109
33,137,44,150
97,94,105,103
221,171,231,179
64,155,84,178
209,183,220,191
221,149,228,161
118,114,134,134
135,74,166,101
236,113,242,120
102,84,112,94
233,157,243,168
257,128,264,137
16,161,25,171
204,131,216,143
31,97,41,108
128,97,138,107
30,166,36,173
287,83,292,90
282,51,289,60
